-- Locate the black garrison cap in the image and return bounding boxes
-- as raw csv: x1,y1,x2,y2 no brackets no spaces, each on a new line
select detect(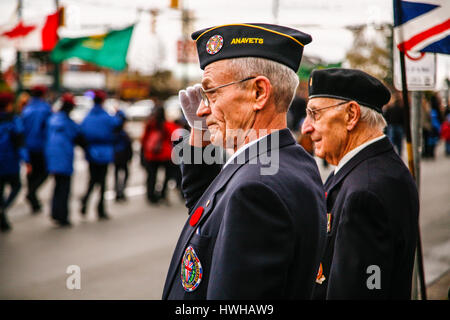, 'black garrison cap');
308,68,391,113
191,23,312,72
